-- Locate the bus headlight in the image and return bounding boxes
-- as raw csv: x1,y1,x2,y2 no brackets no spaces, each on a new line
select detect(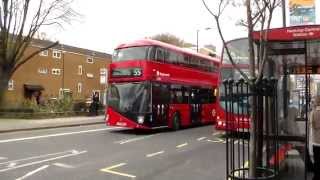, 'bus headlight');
137,116,144,124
